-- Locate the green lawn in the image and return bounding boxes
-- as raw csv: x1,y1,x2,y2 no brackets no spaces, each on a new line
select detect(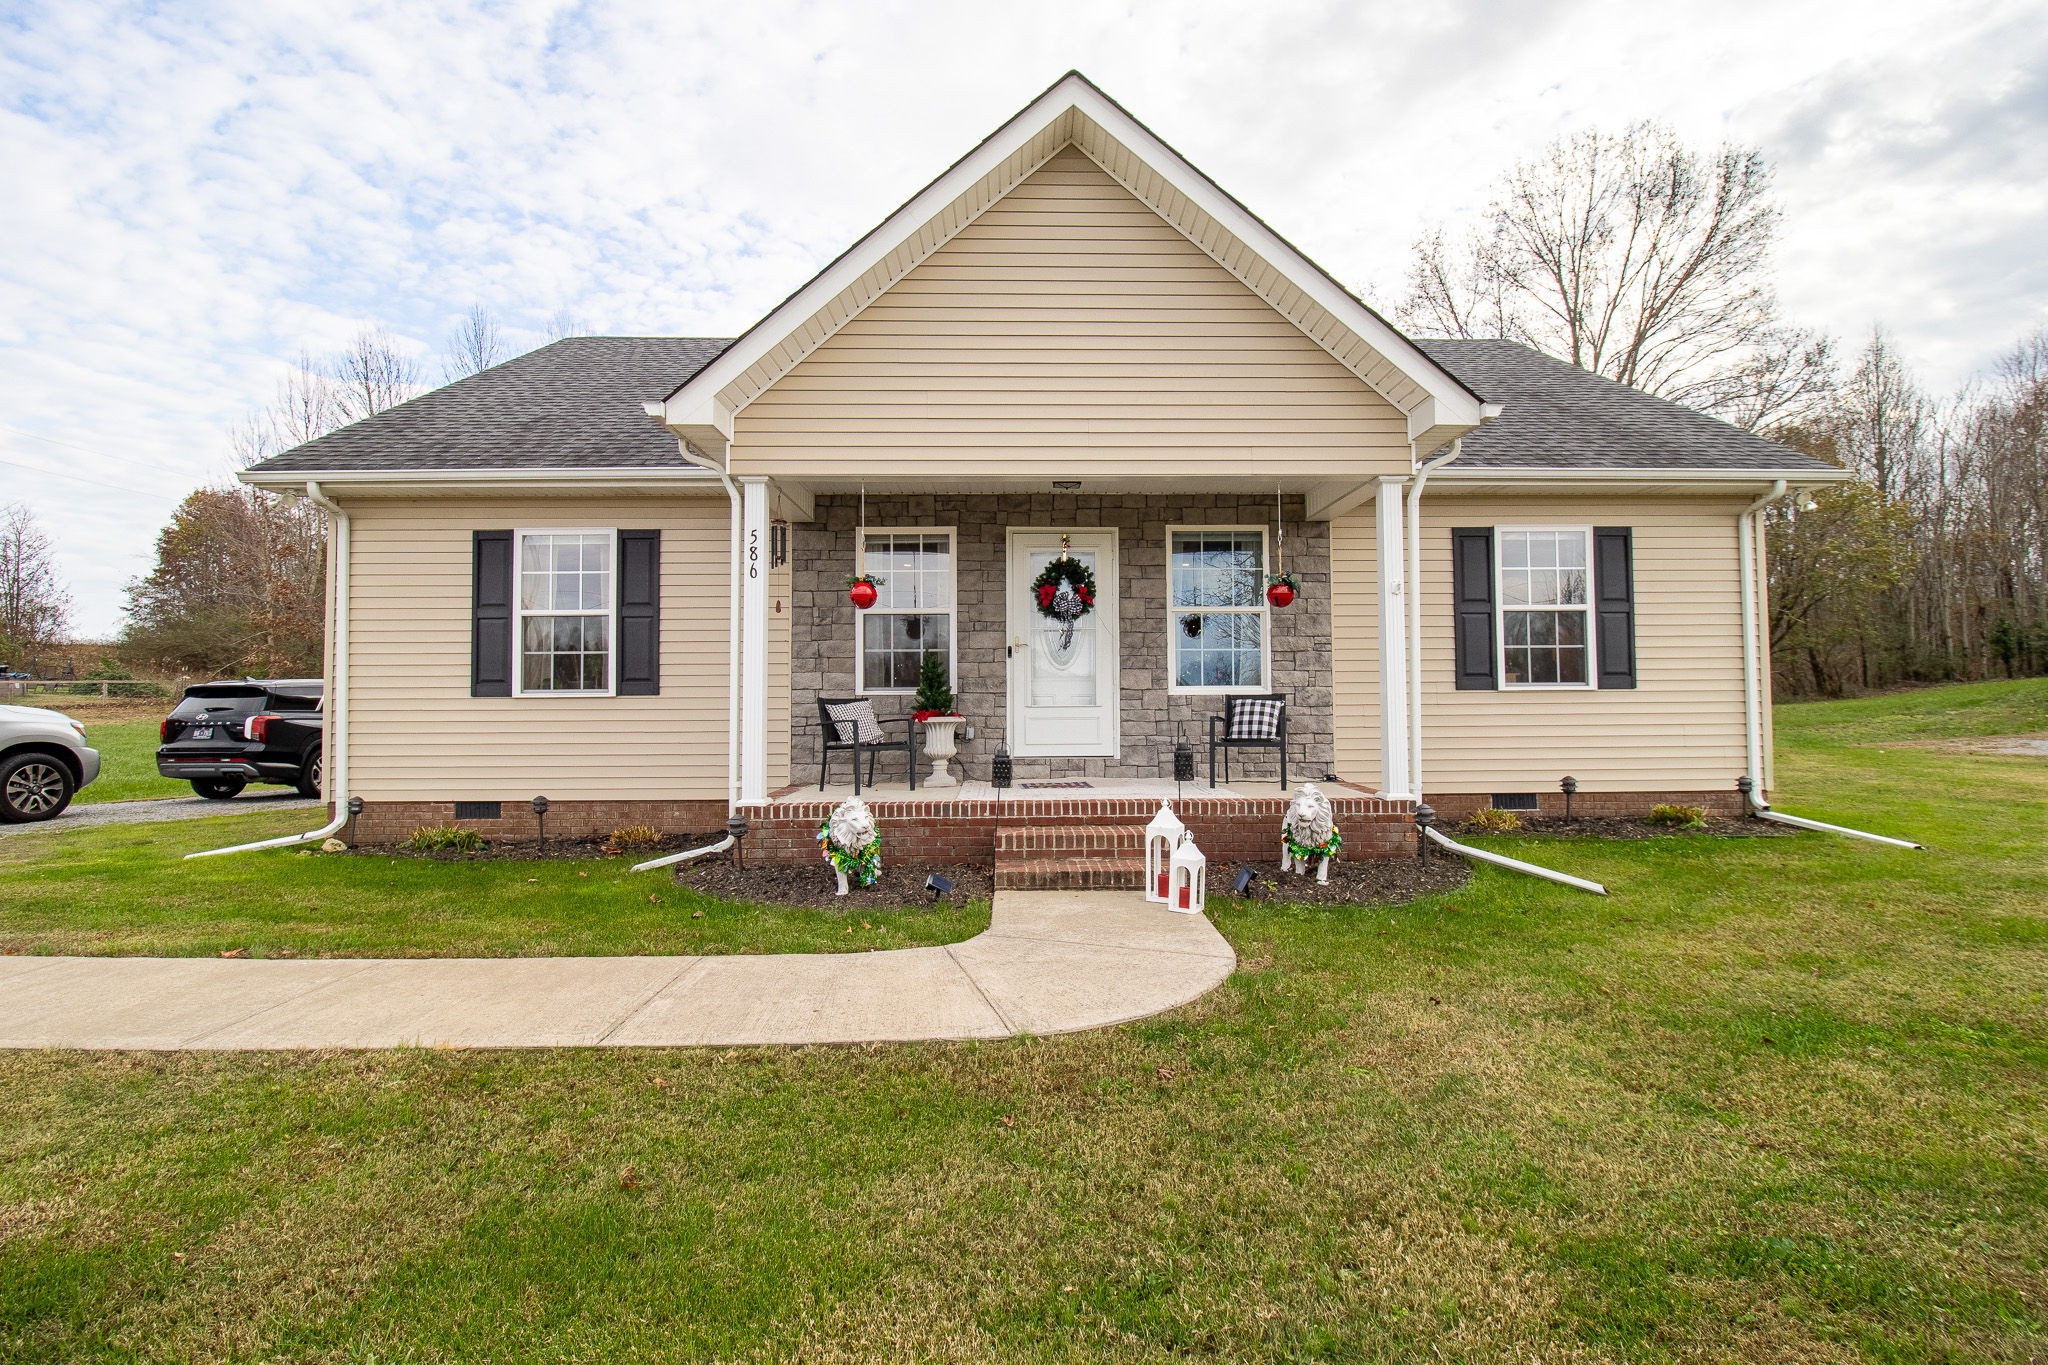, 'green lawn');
2,679,2045,1361
69,717,191,805
0,815,989,958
